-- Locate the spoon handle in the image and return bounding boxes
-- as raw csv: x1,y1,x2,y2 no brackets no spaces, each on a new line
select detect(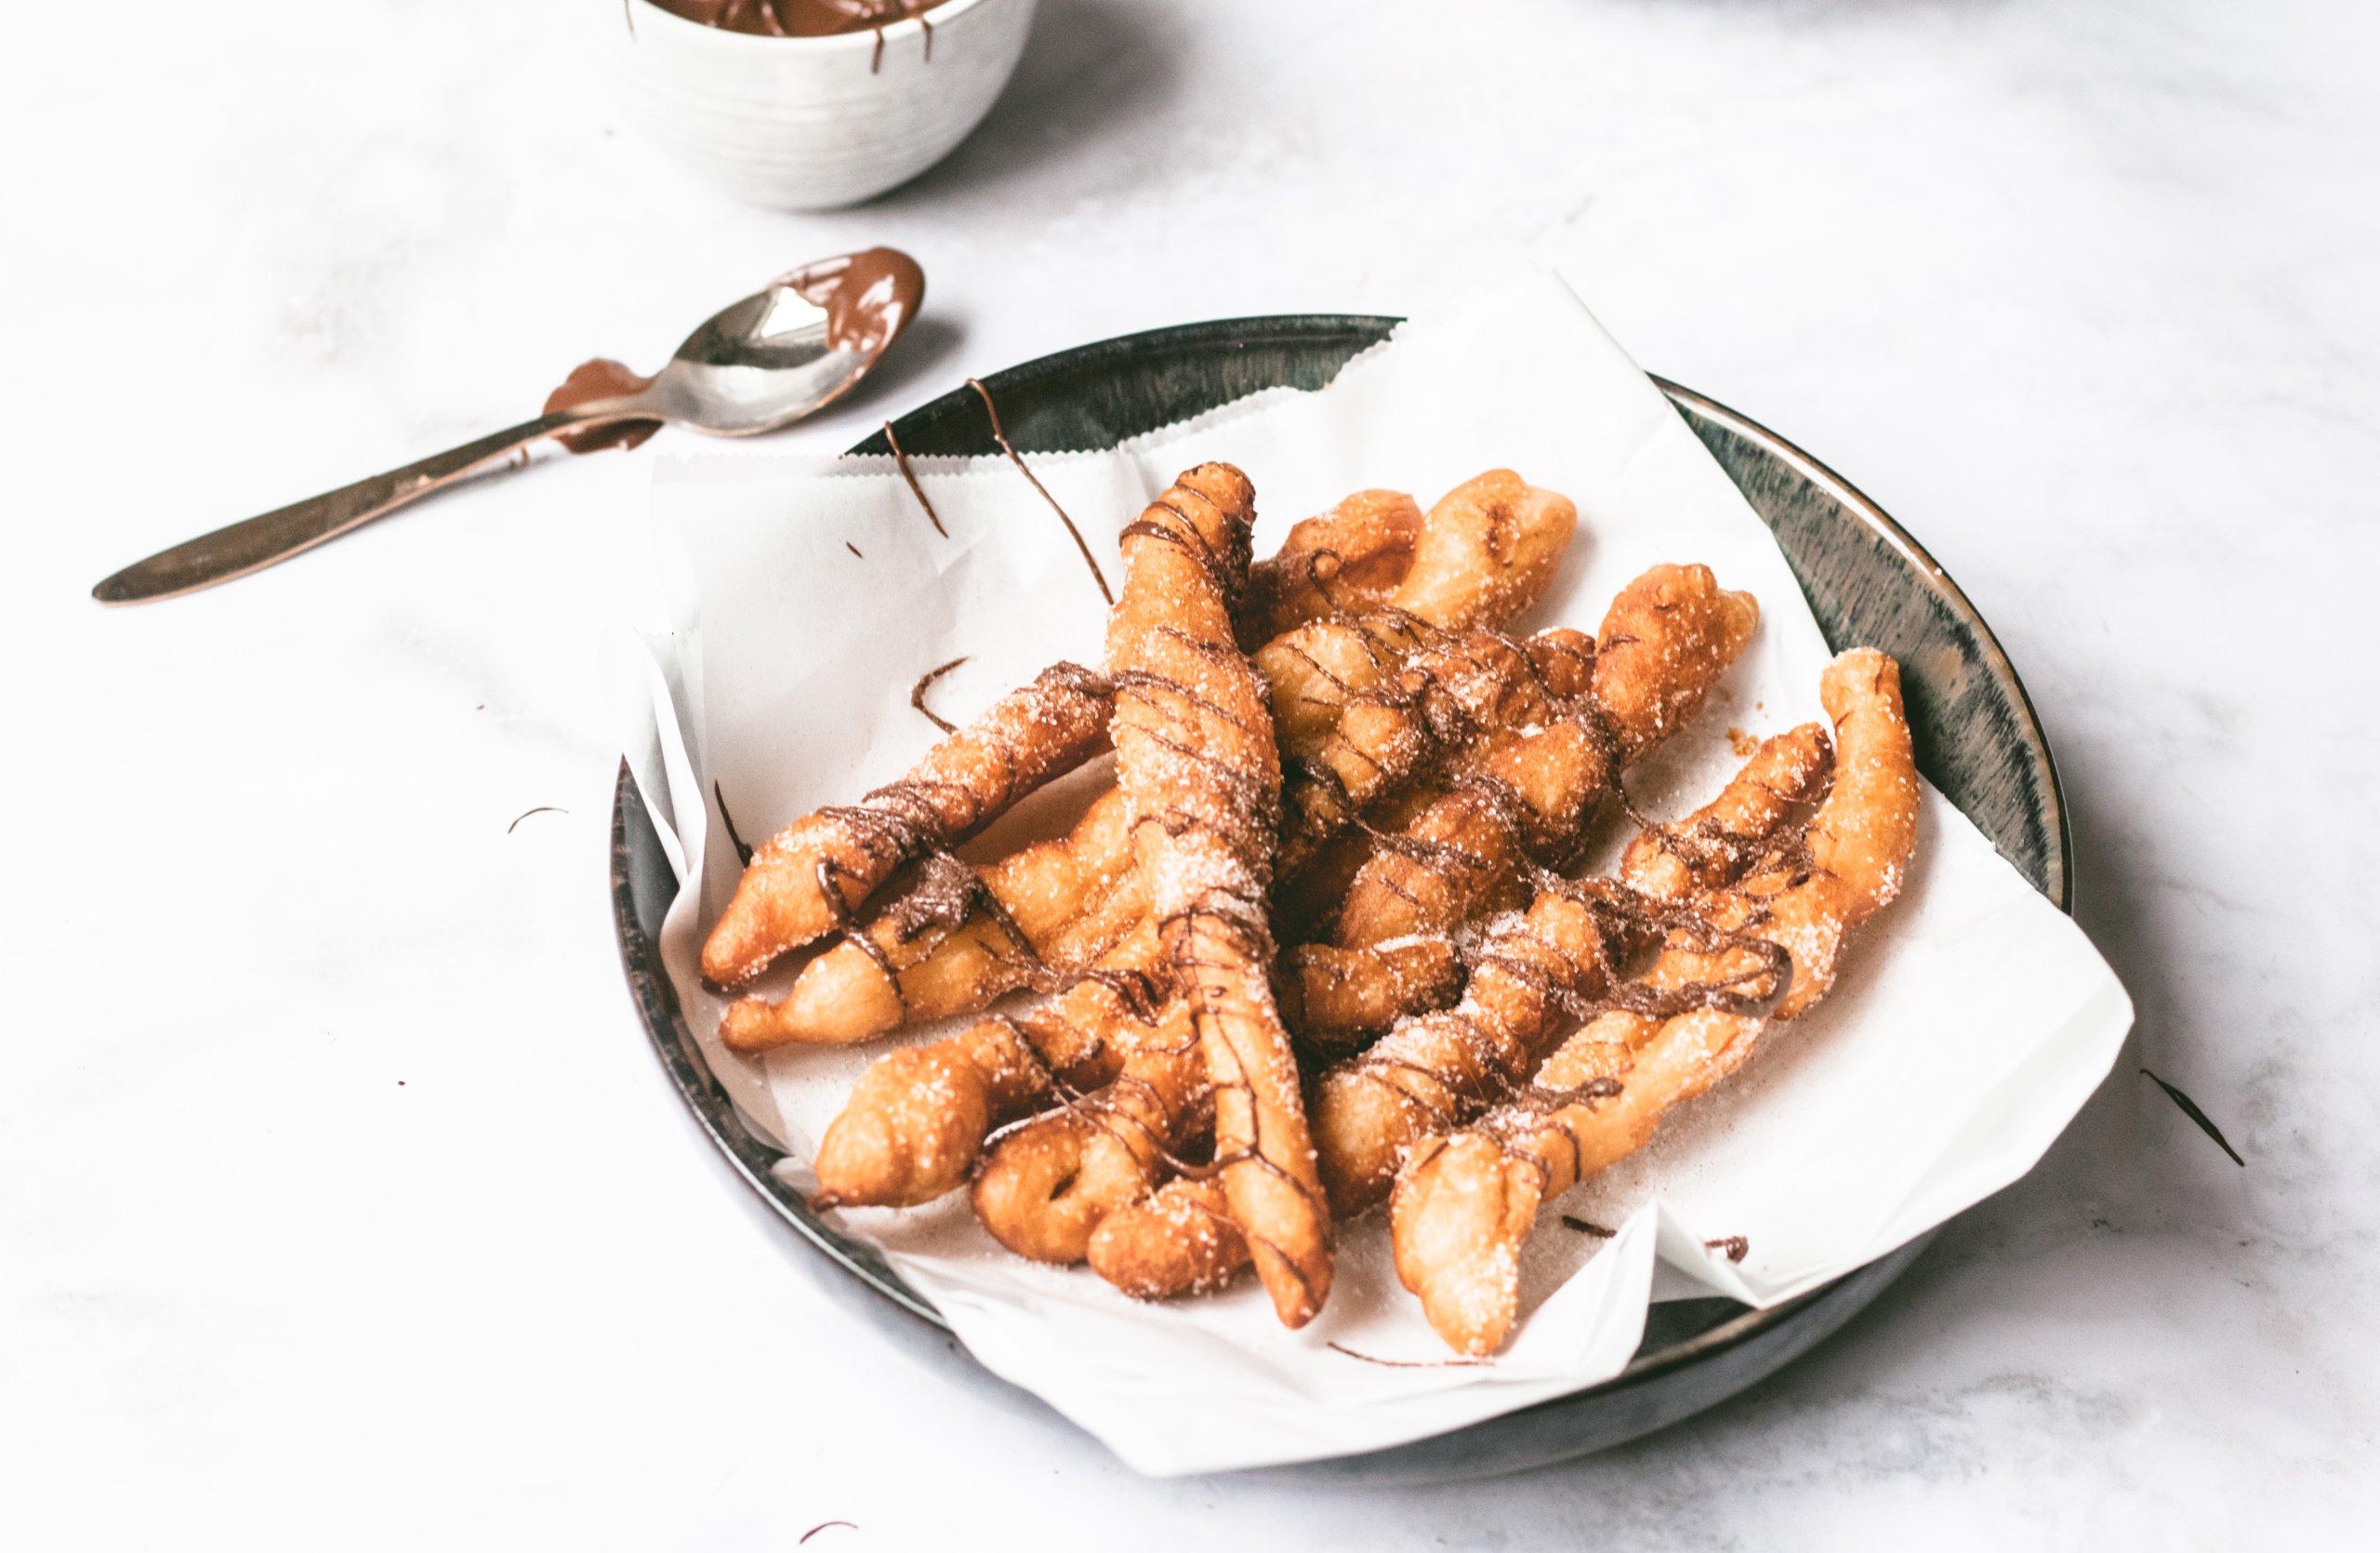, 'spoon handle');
90,408,612,605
